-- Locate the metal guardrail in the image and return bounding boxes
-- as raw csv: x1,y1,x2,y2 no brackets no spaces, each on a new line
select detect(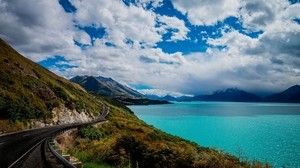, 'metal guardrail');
47,106,109,168
47,138,77,168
